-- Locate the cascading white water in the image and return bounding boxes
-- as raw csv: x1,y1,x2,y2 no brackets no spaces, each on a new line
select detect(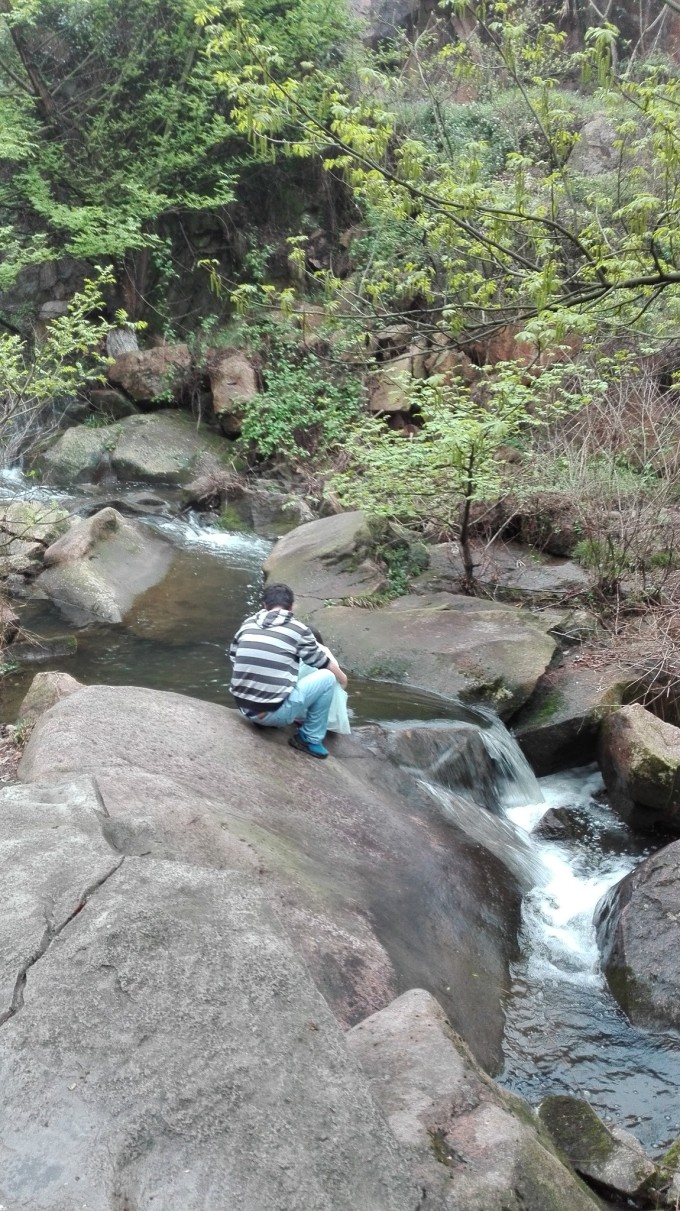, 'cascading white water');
416,716,680,1153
